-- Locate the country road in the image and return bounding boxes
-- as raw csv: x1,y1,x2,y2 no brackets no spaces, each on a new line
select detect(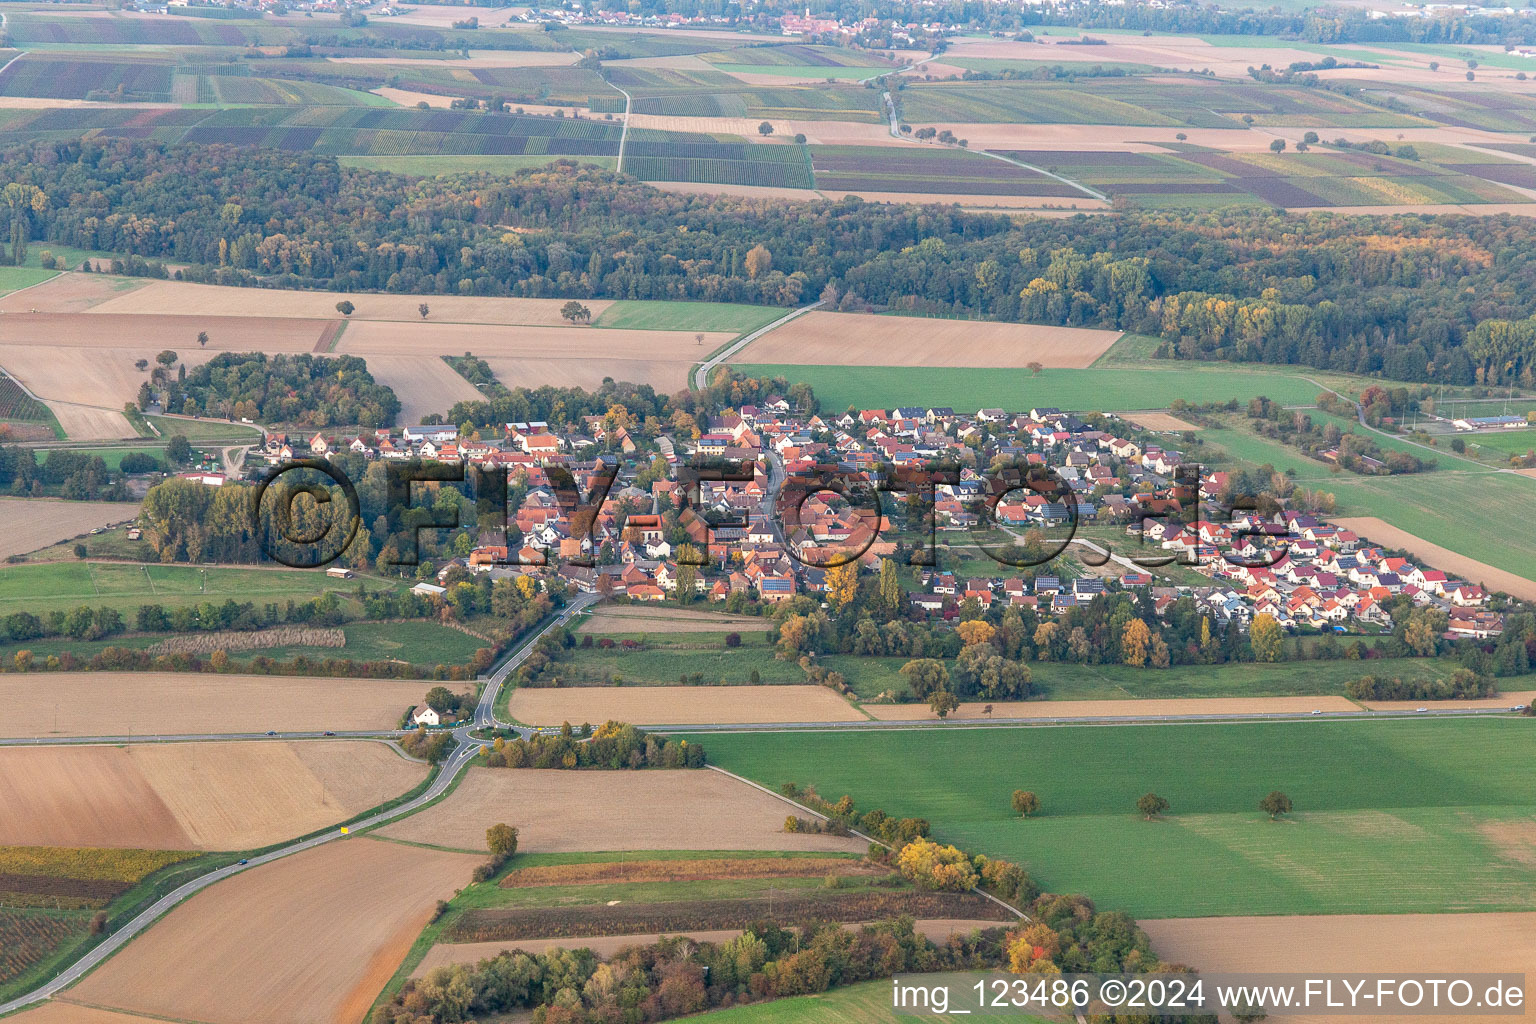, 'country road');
691,300,823,390
0,592,594,1017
